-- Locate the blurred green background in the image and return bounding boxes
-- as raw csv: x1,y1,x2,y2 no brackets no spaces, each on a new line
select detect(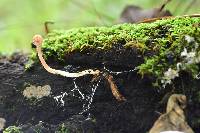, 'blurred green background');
0,0,199,54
